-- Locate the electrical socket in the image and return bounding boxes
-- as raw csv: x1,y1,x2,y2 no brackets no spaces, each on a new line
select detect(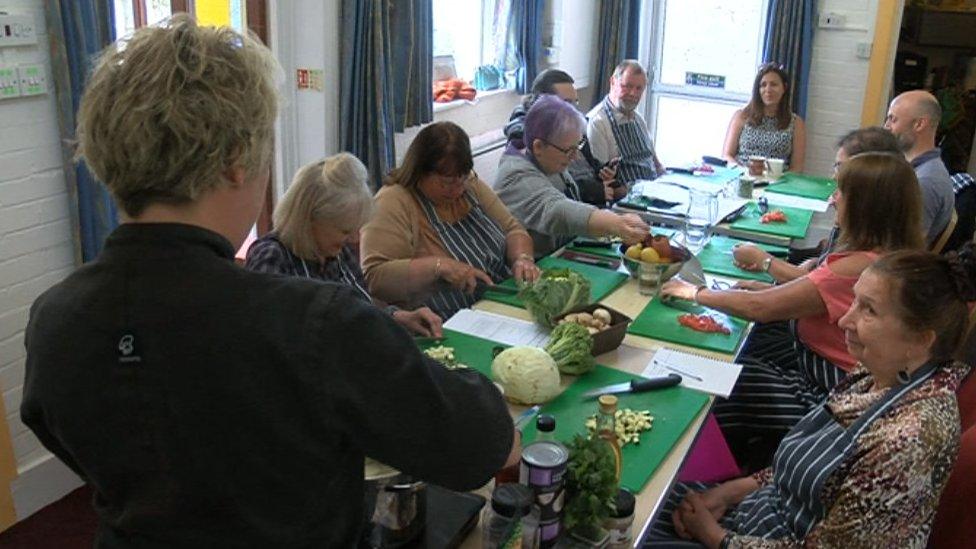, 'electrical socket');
0,66,21,99
18,64,46,96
